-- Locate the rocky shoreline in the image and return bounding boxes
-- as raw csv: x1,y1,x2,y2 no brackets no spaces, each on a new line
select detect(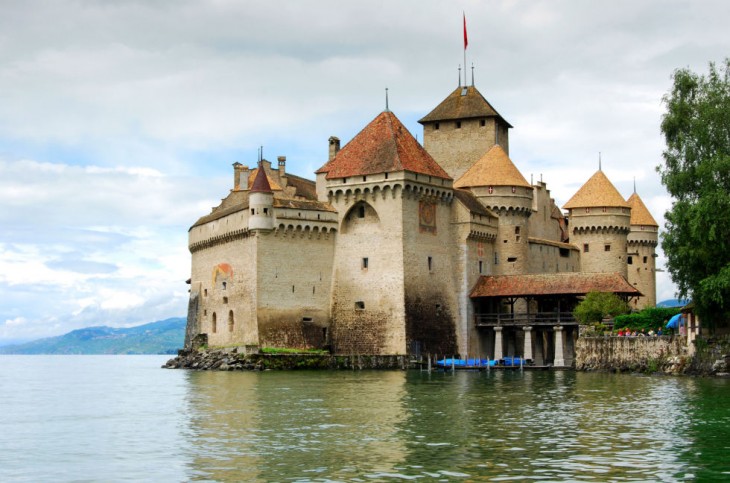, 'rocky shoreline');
162,347,410,371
